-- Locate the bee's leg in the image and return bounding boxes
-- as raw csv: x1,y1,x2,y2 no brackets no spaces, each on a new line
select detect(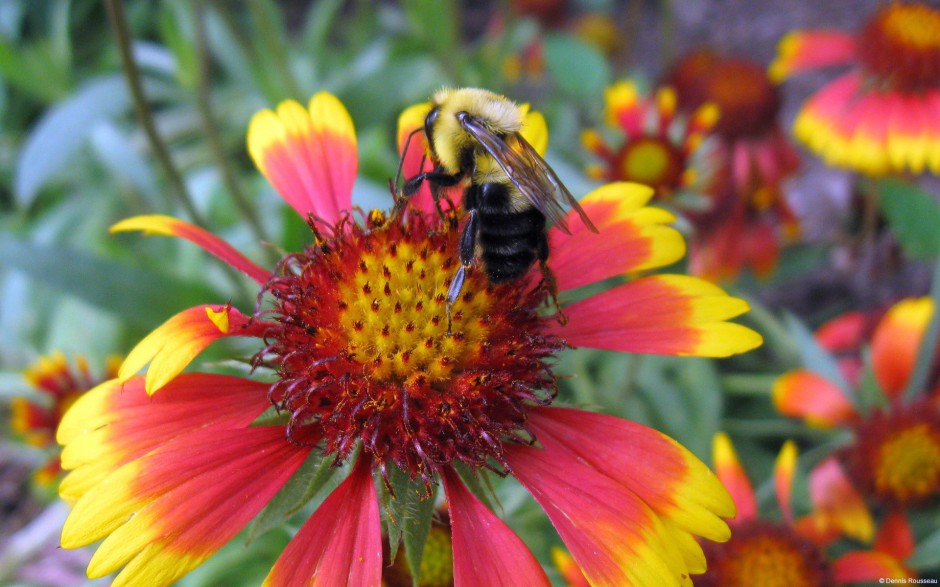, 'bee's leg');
536,234,567,325
447,209,478,334
401,168,463,220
